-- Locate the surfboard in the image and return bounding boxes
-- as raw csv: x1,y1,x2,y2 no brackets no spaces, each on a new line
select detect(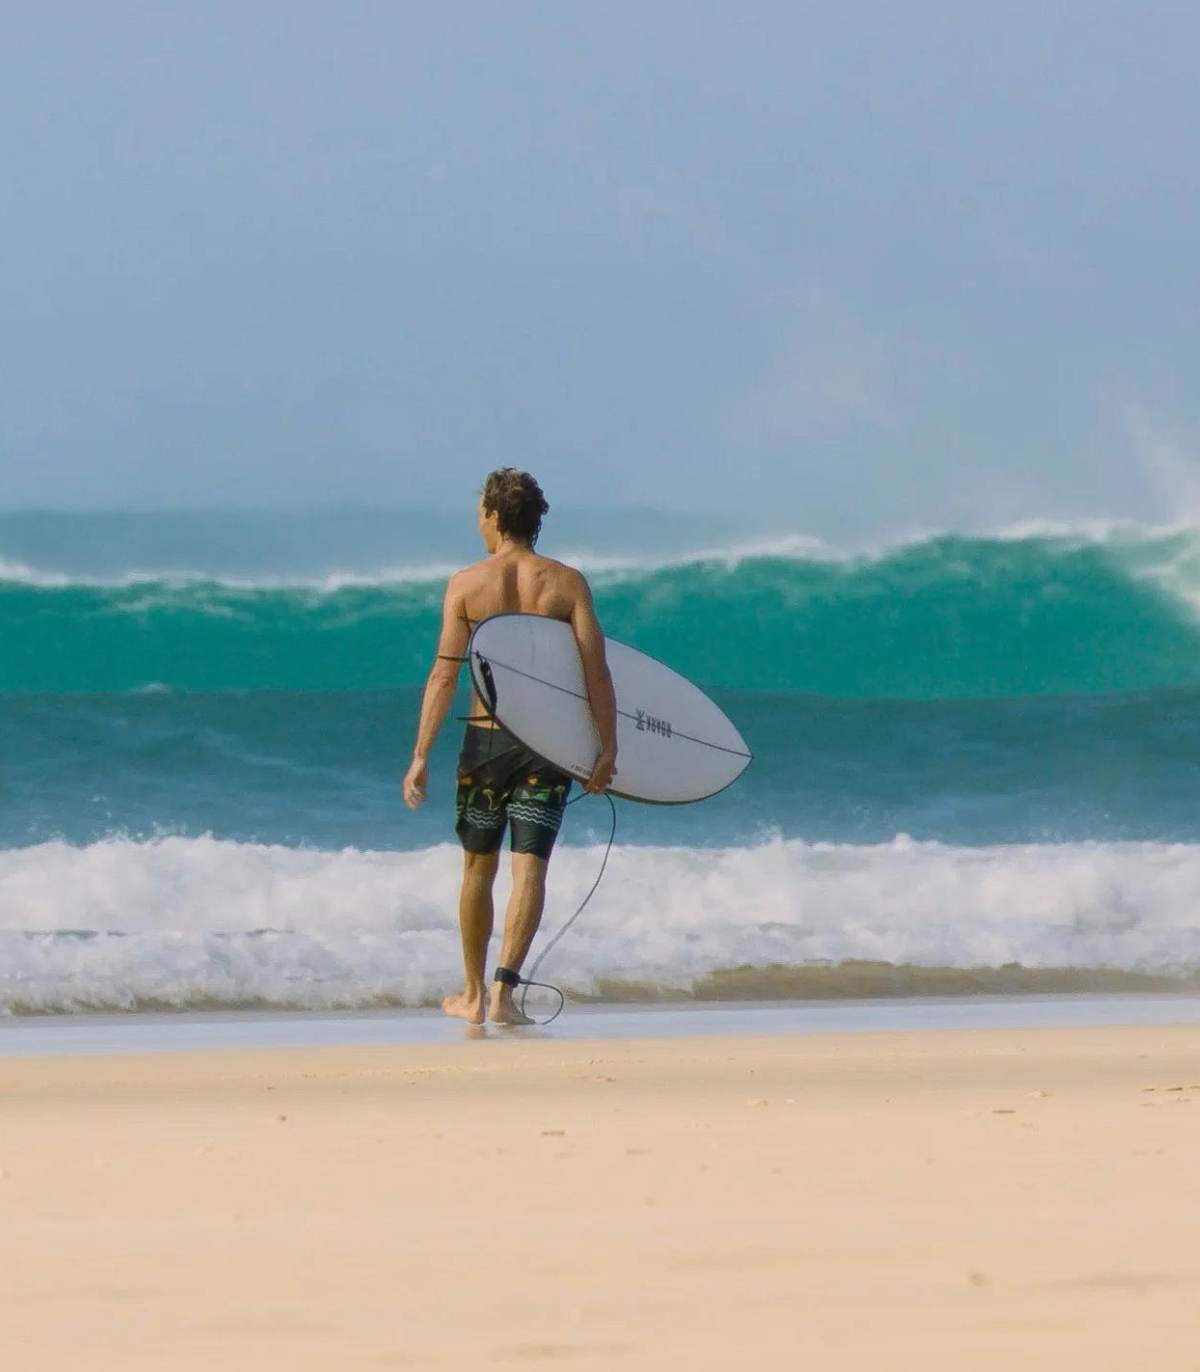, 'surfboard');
467,613,752,804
